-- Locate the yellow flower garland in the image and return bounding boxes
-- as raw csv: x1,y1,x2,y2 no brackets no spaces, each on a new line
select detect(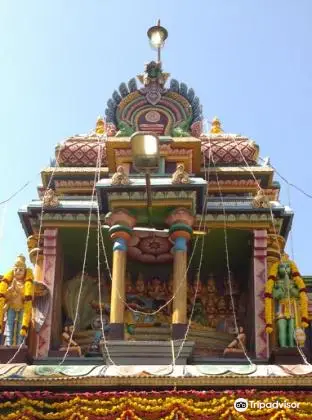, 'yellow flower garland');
0,270,14,333
0,394,312,420
0,267,34,337
20,268,34,336
290,261,309,328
